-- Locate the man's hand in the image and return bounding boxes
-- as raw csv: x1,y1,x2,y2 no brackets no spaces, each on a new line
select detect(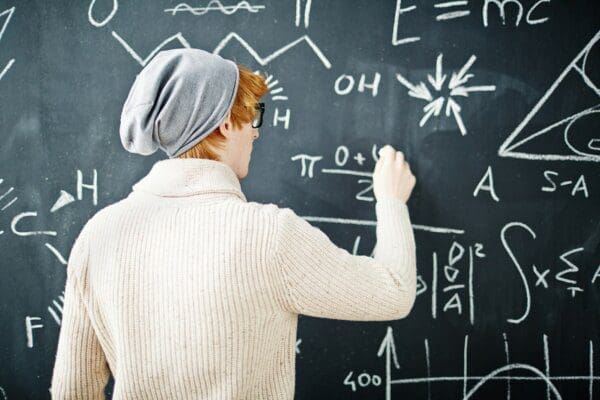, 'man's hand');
373,145,416,204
